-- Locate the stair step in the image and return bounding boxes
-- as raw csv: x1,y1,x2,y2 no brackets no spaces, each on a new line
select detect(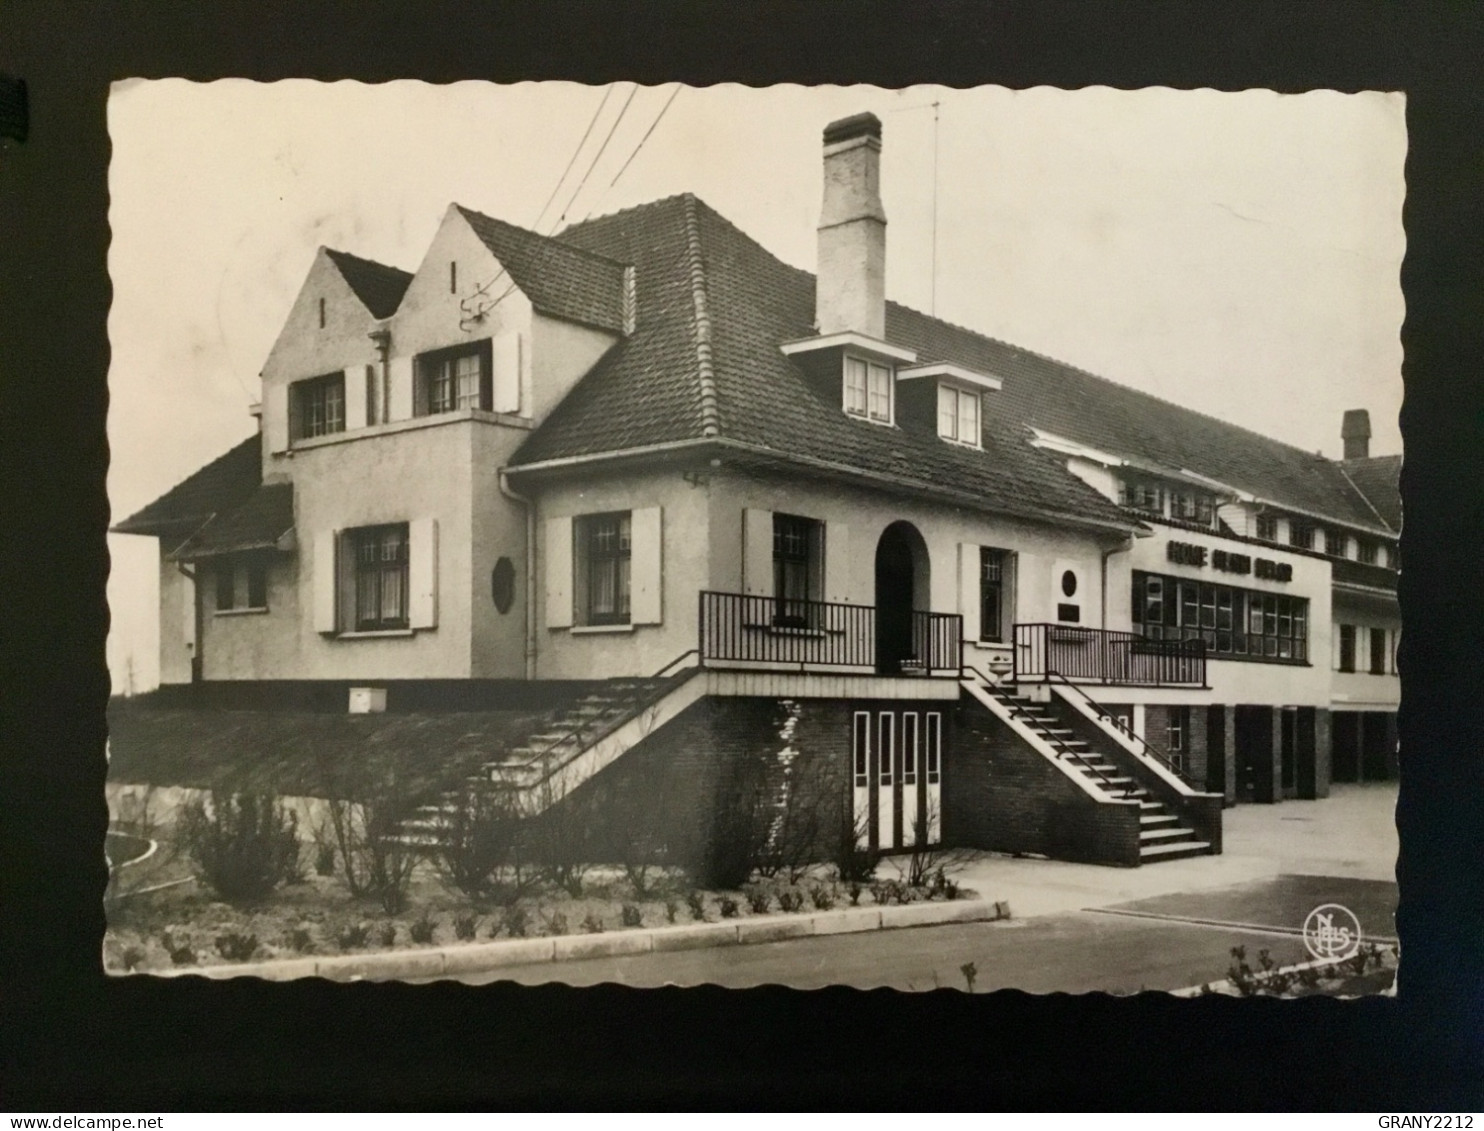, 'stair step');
1140,840,1213,862
1138,800,1162,810
1140,812,1180,826
1140,825,1197,842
